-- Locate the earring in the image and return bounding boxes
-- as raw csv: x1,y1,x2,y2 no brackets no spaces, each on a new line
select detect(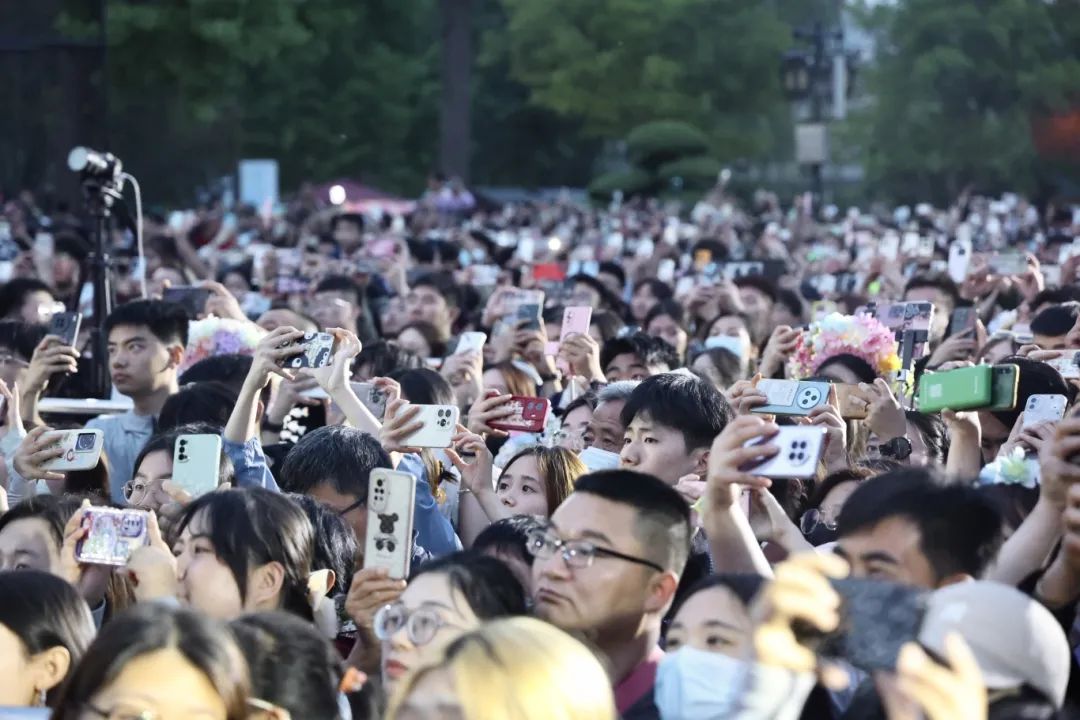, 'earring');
35,687,47,706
